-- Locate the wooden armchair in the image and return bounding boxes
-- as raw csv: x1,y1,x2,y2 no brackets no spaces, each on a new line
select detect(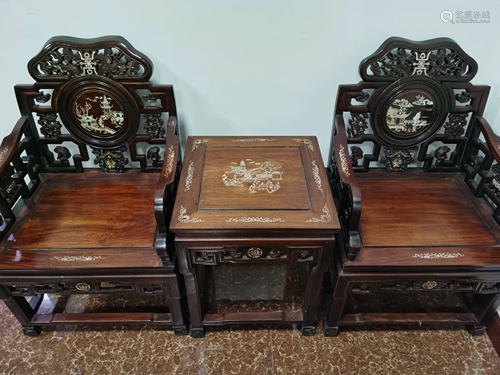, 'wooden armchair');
324,37,500,337
0,36,186,335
